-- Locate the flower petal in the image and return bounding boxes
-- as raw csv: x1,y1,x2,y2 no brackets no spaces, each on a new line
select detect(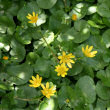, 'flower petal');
36,74,39,80
41,84,45,90
88,46,93,52
82,47,85,53
29,80,34,83
67,62,72,68
70,59,75,64
86,45,89,51
62,51,66,56
32,76,36,81
91,51,97,55
58,56,62,59
33,12,35,17
46,82,49,89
